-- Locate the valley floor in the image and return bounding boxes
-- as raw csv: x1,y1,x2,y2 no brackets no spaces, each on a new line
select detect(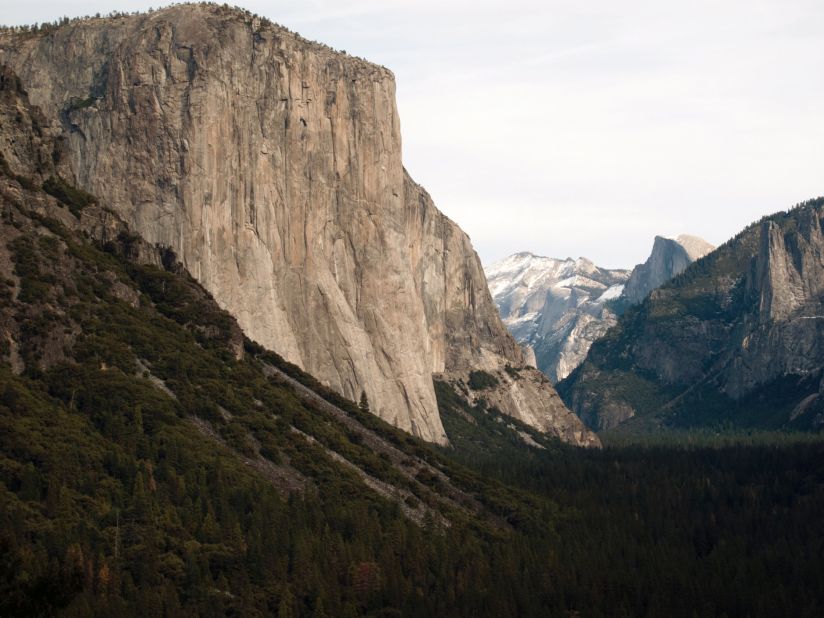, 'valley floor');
438,382,824,617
